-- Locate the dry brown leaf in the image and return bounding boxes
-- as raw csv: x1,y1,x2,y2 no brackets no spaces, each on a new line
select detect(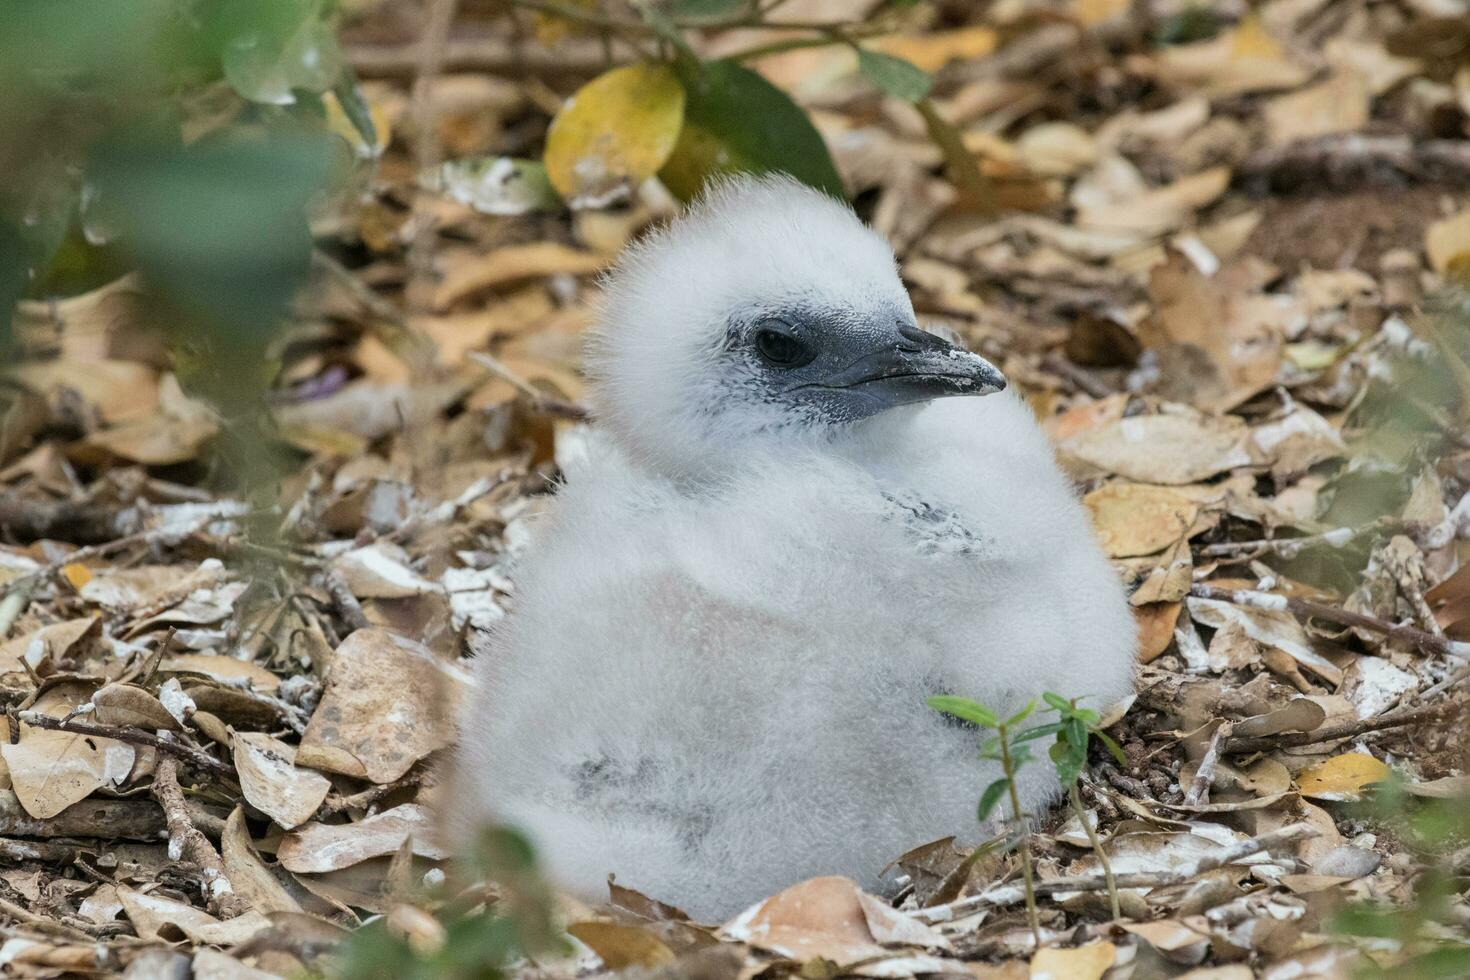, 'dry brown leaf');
73,373,217,466
432,242,606,311
220,806,302,914
160,654,281,693
1,682,135,819
1296,753,1391,801
118,886,270,945
297,628,471,783
721,876,948,964
1187,596,1344,684
1076,167,1231,238
1153,17,1313,97
1029,942,1116,979
567,922,677,970
277,803,447,873
191,948,287,980
1062,408,1253,485
1135,602,1181,663
871,27,997,72
0,617,100,679
232,732,332,830
1426,207,1470,274
1263,72,1371,146
93,683,181,731
1084,483,1199,558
